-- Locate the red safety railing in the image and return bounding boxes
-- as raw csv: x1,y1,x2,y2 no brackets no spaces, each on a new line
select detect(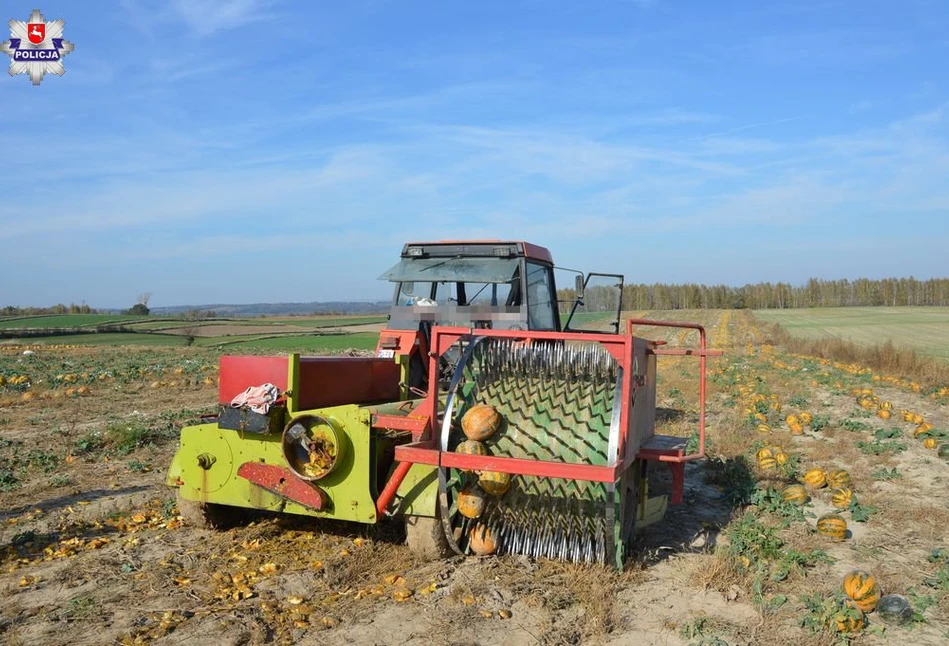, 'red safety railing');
625,318,723,464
